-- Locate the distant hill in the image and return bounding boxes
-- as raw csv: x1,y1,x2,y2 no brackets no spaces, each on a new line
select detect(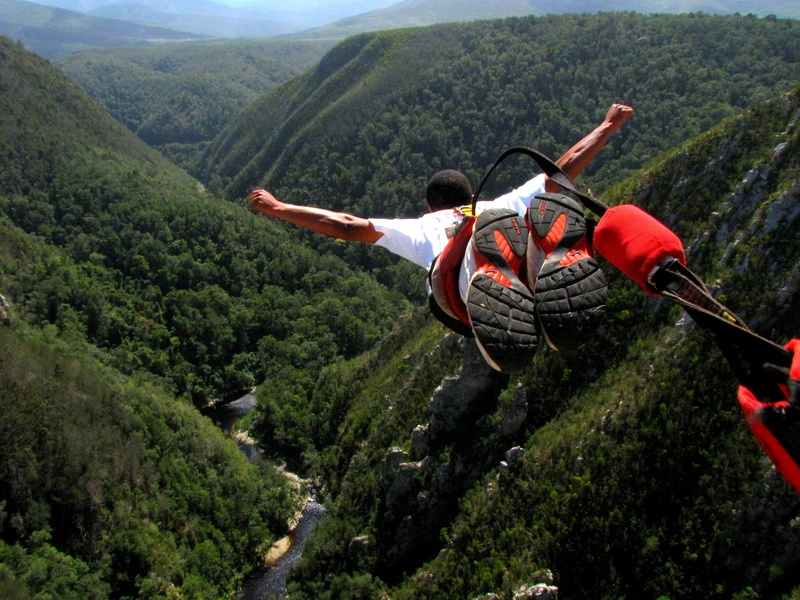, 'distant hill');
0,0,205,58
61,37,335,174
88,1,298,38
290,0,800,40
30,0,403,32
290,0,541,39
